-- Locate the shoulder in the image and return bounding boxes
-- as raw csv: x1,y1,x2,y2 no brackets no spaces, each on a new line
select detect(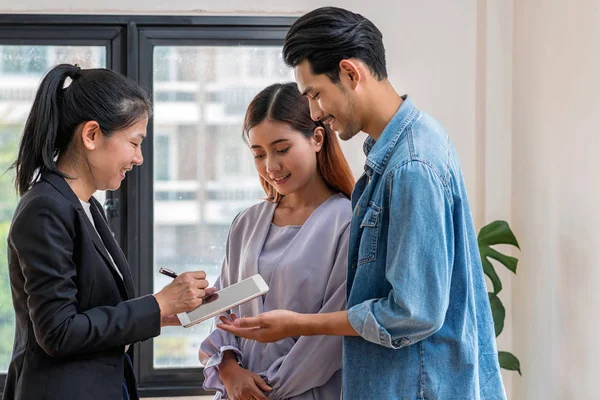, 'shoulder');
321,193,353,223
14,182,75,222
386,111,452,188
305,194,352,237
231,200,274,227
10,184,77,239
225,200,275,240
